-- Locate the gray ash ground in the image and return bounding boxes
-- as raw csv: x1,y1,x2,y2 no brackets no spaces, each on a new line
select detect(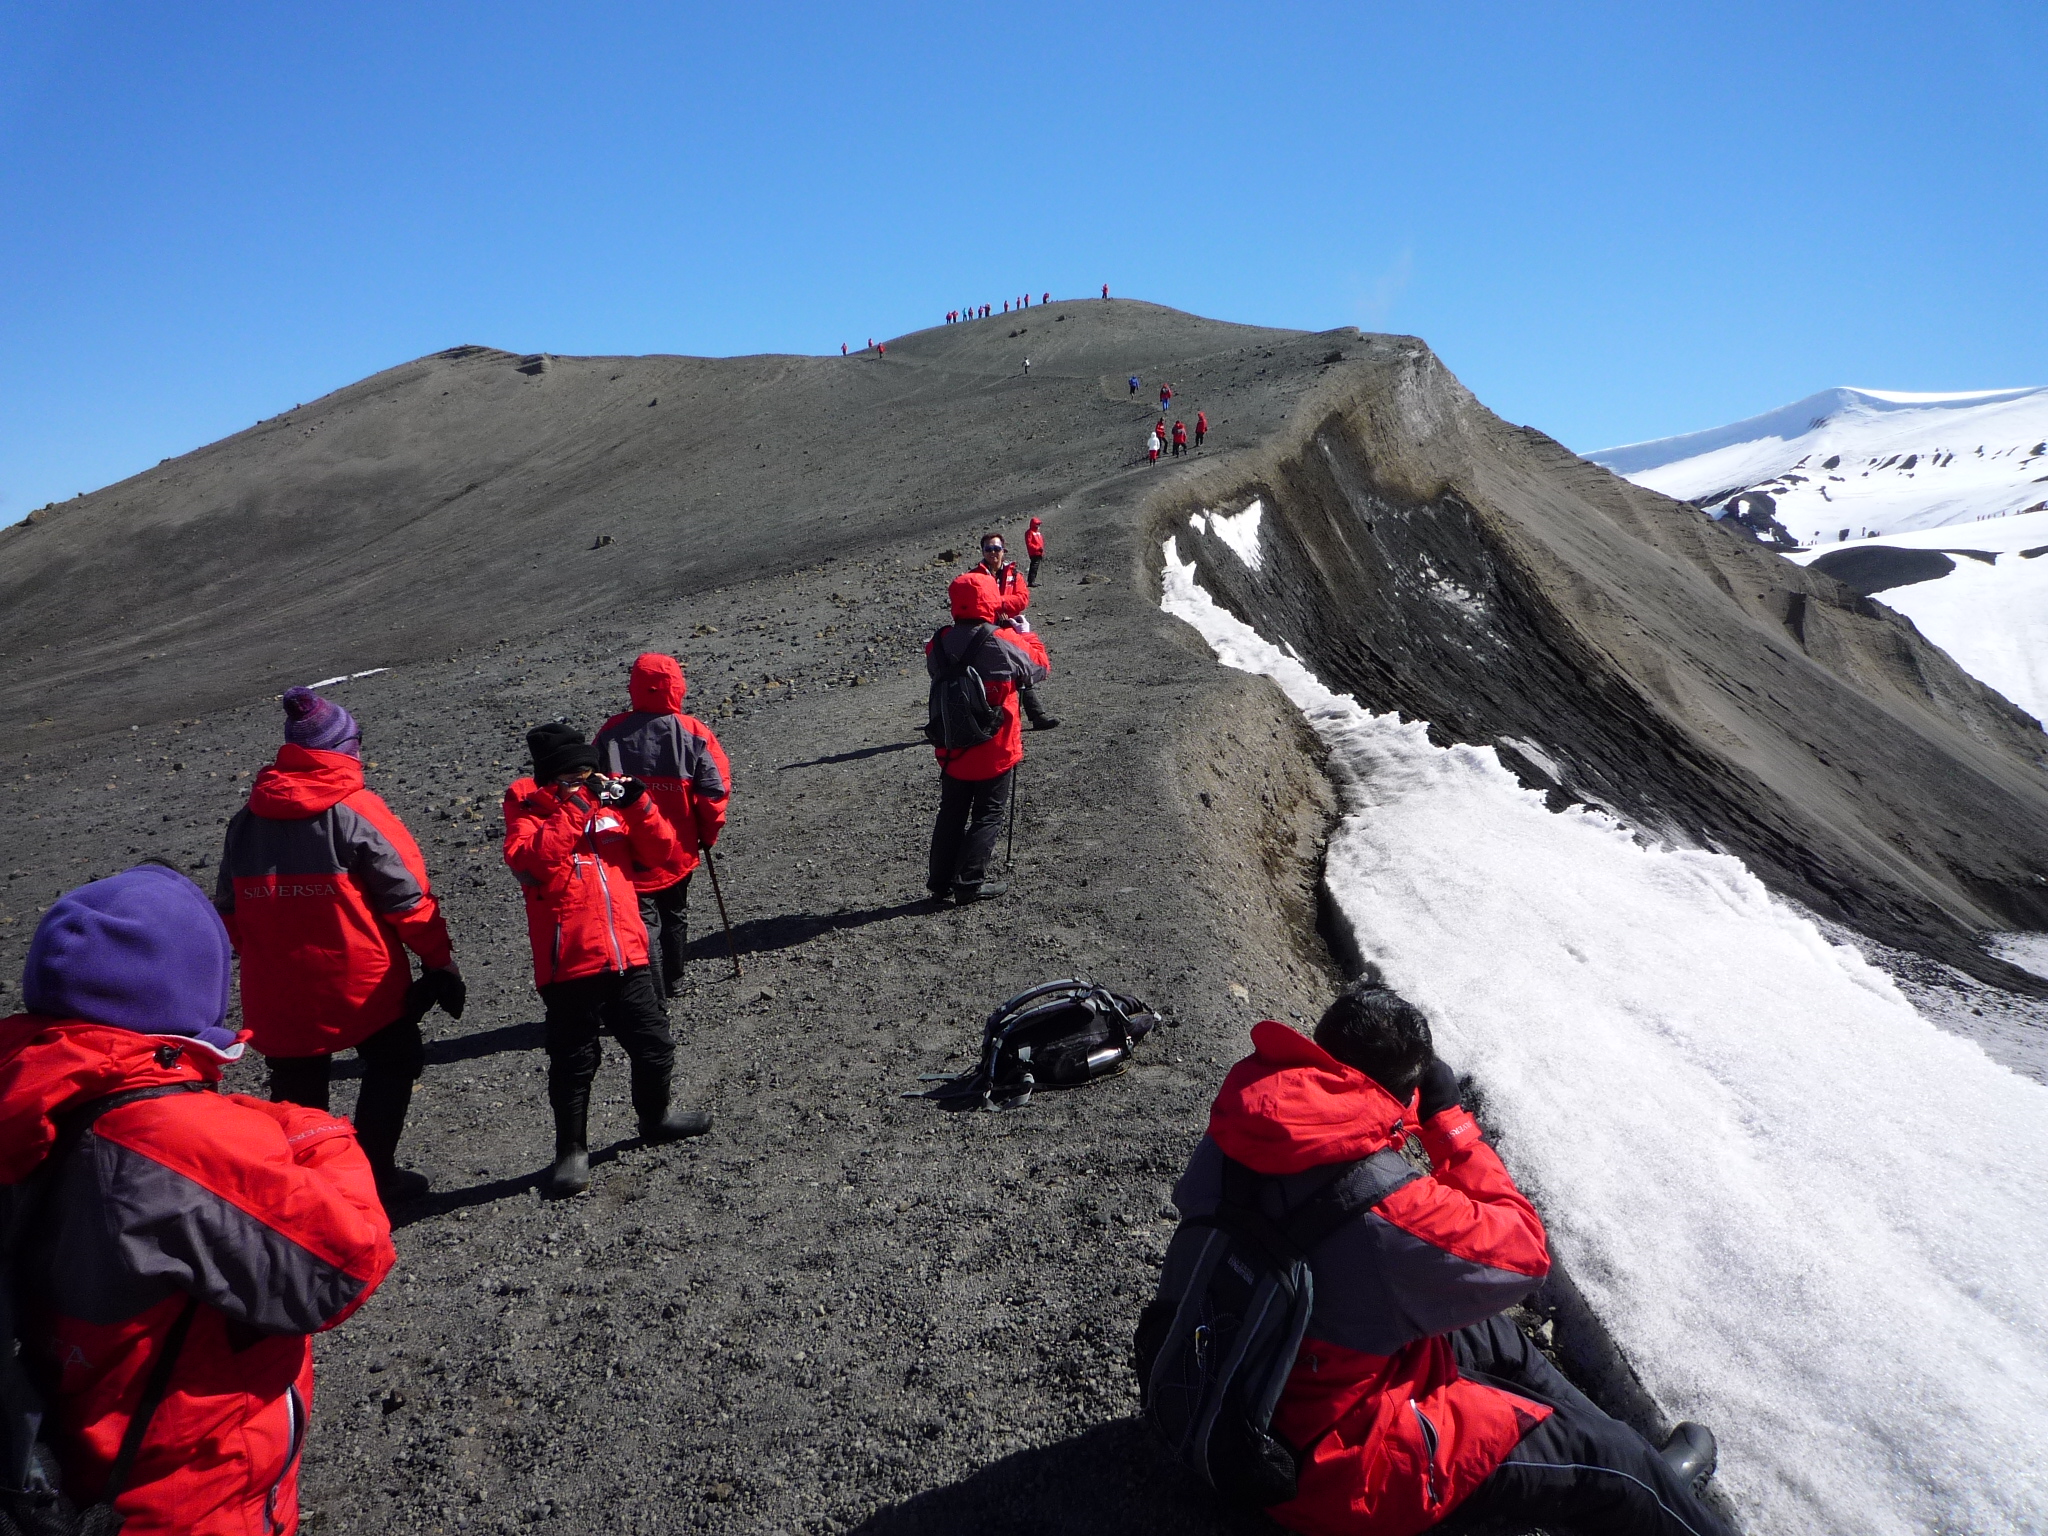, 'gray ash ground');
2,520,1342,1536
